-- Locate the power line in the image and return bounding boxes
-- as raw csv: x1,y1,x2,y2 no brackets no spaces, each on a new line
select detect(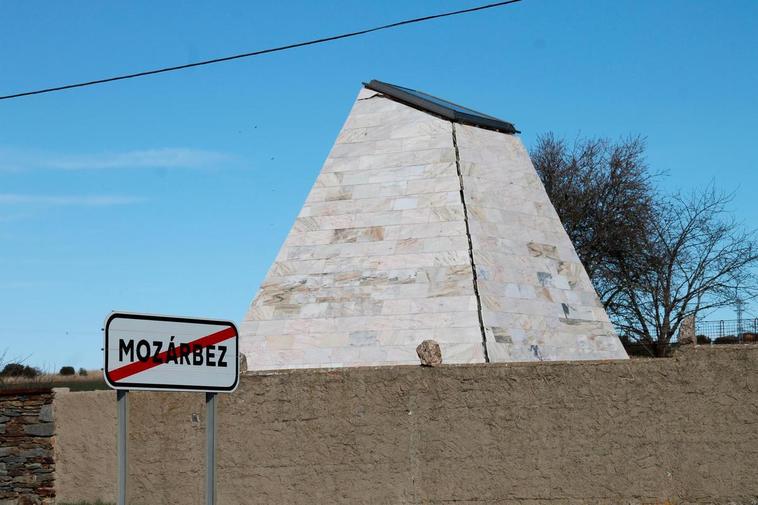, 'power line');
0,0,523,101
